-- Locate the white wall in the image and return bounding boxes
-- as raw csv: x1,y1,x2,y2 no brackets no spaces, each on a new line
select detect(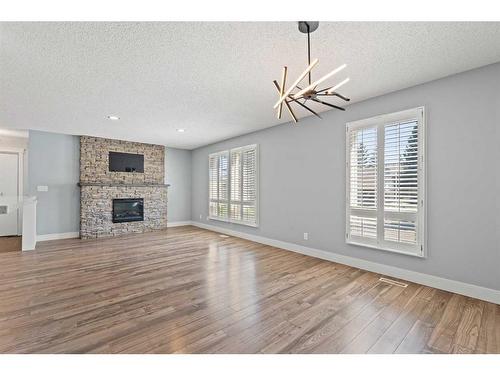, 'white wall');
191,63,500,291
